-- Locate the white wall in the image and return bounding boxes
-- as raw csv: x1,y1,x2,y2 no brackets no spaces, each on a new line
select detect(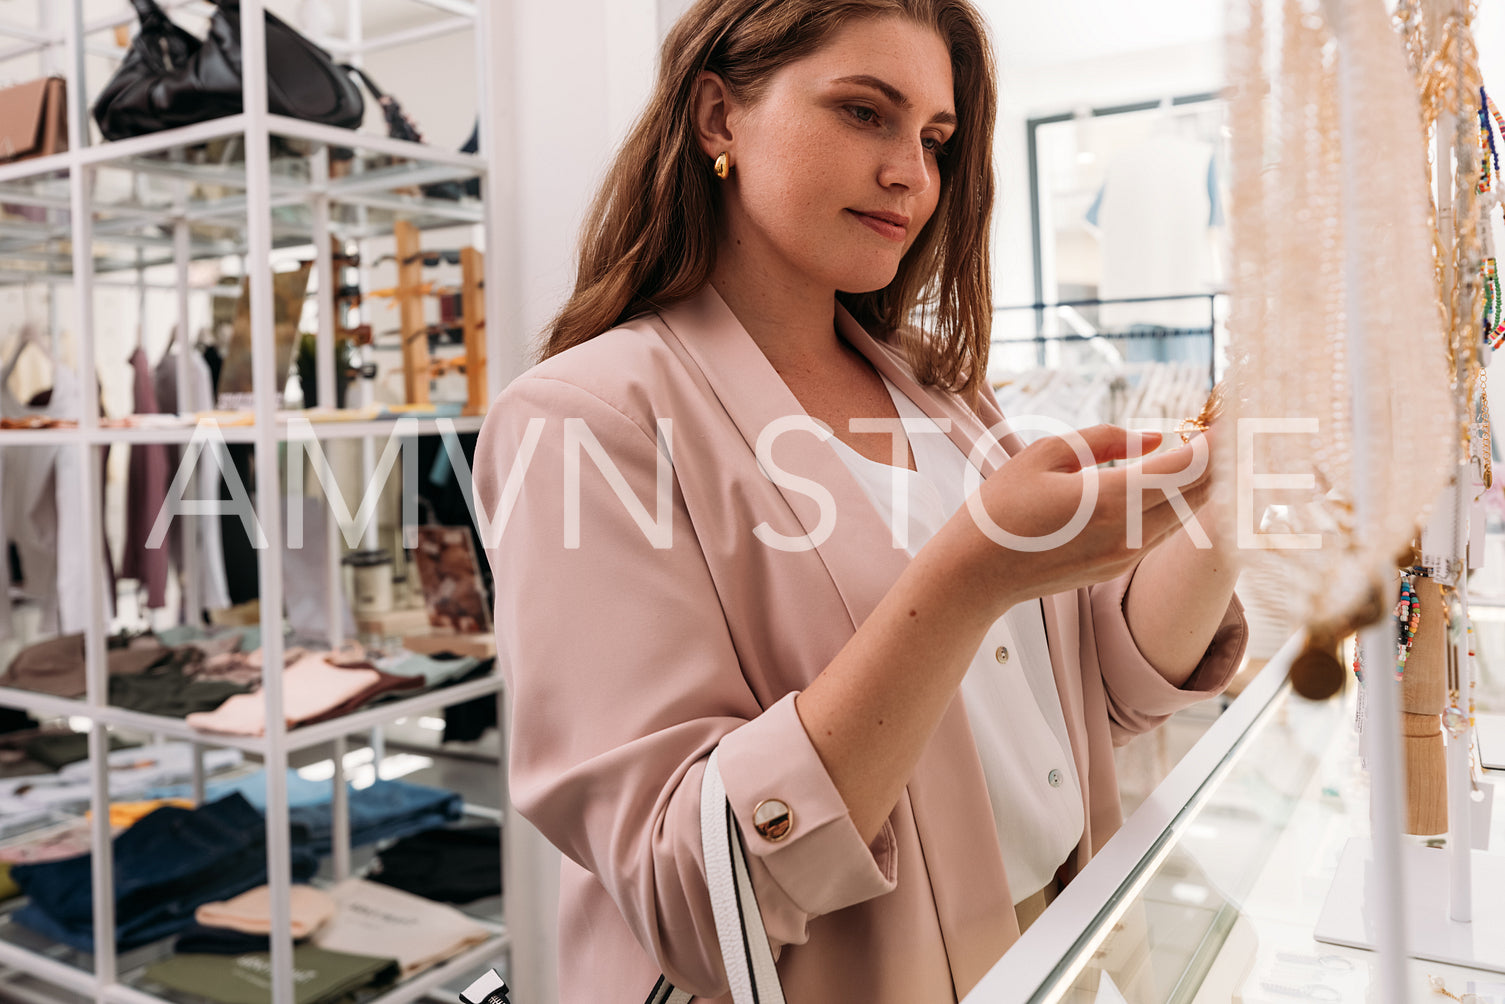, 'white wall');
989,34,1227,309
